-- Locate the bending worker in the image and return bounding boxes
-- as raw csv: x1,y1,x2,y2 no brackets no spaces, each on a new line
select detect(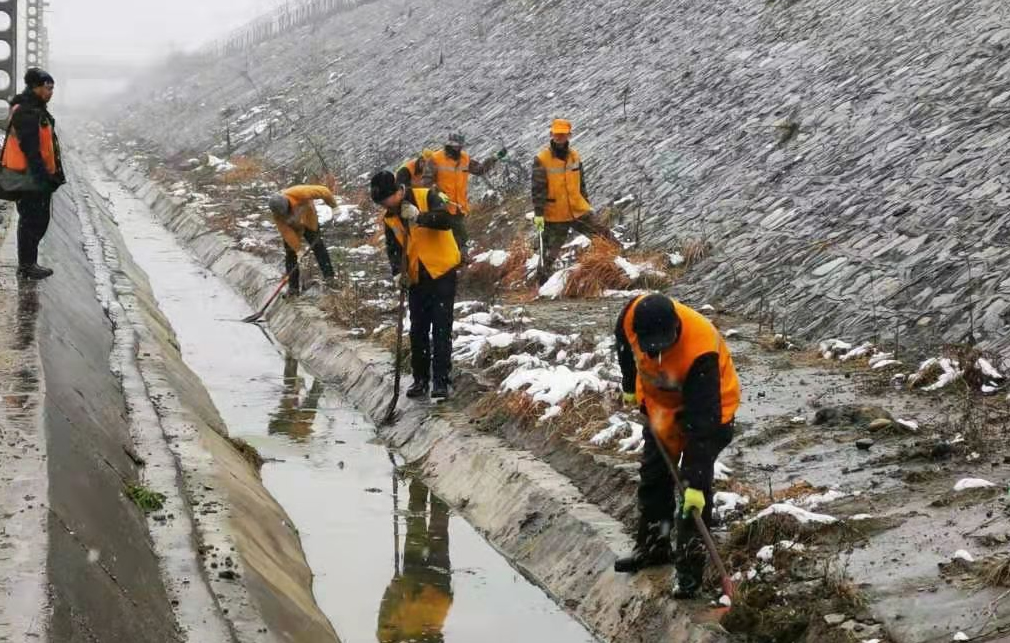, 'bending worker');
267,185,337,296
613,293,739,600
422,132,506,259
531,119,611,278
371,170,460,401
